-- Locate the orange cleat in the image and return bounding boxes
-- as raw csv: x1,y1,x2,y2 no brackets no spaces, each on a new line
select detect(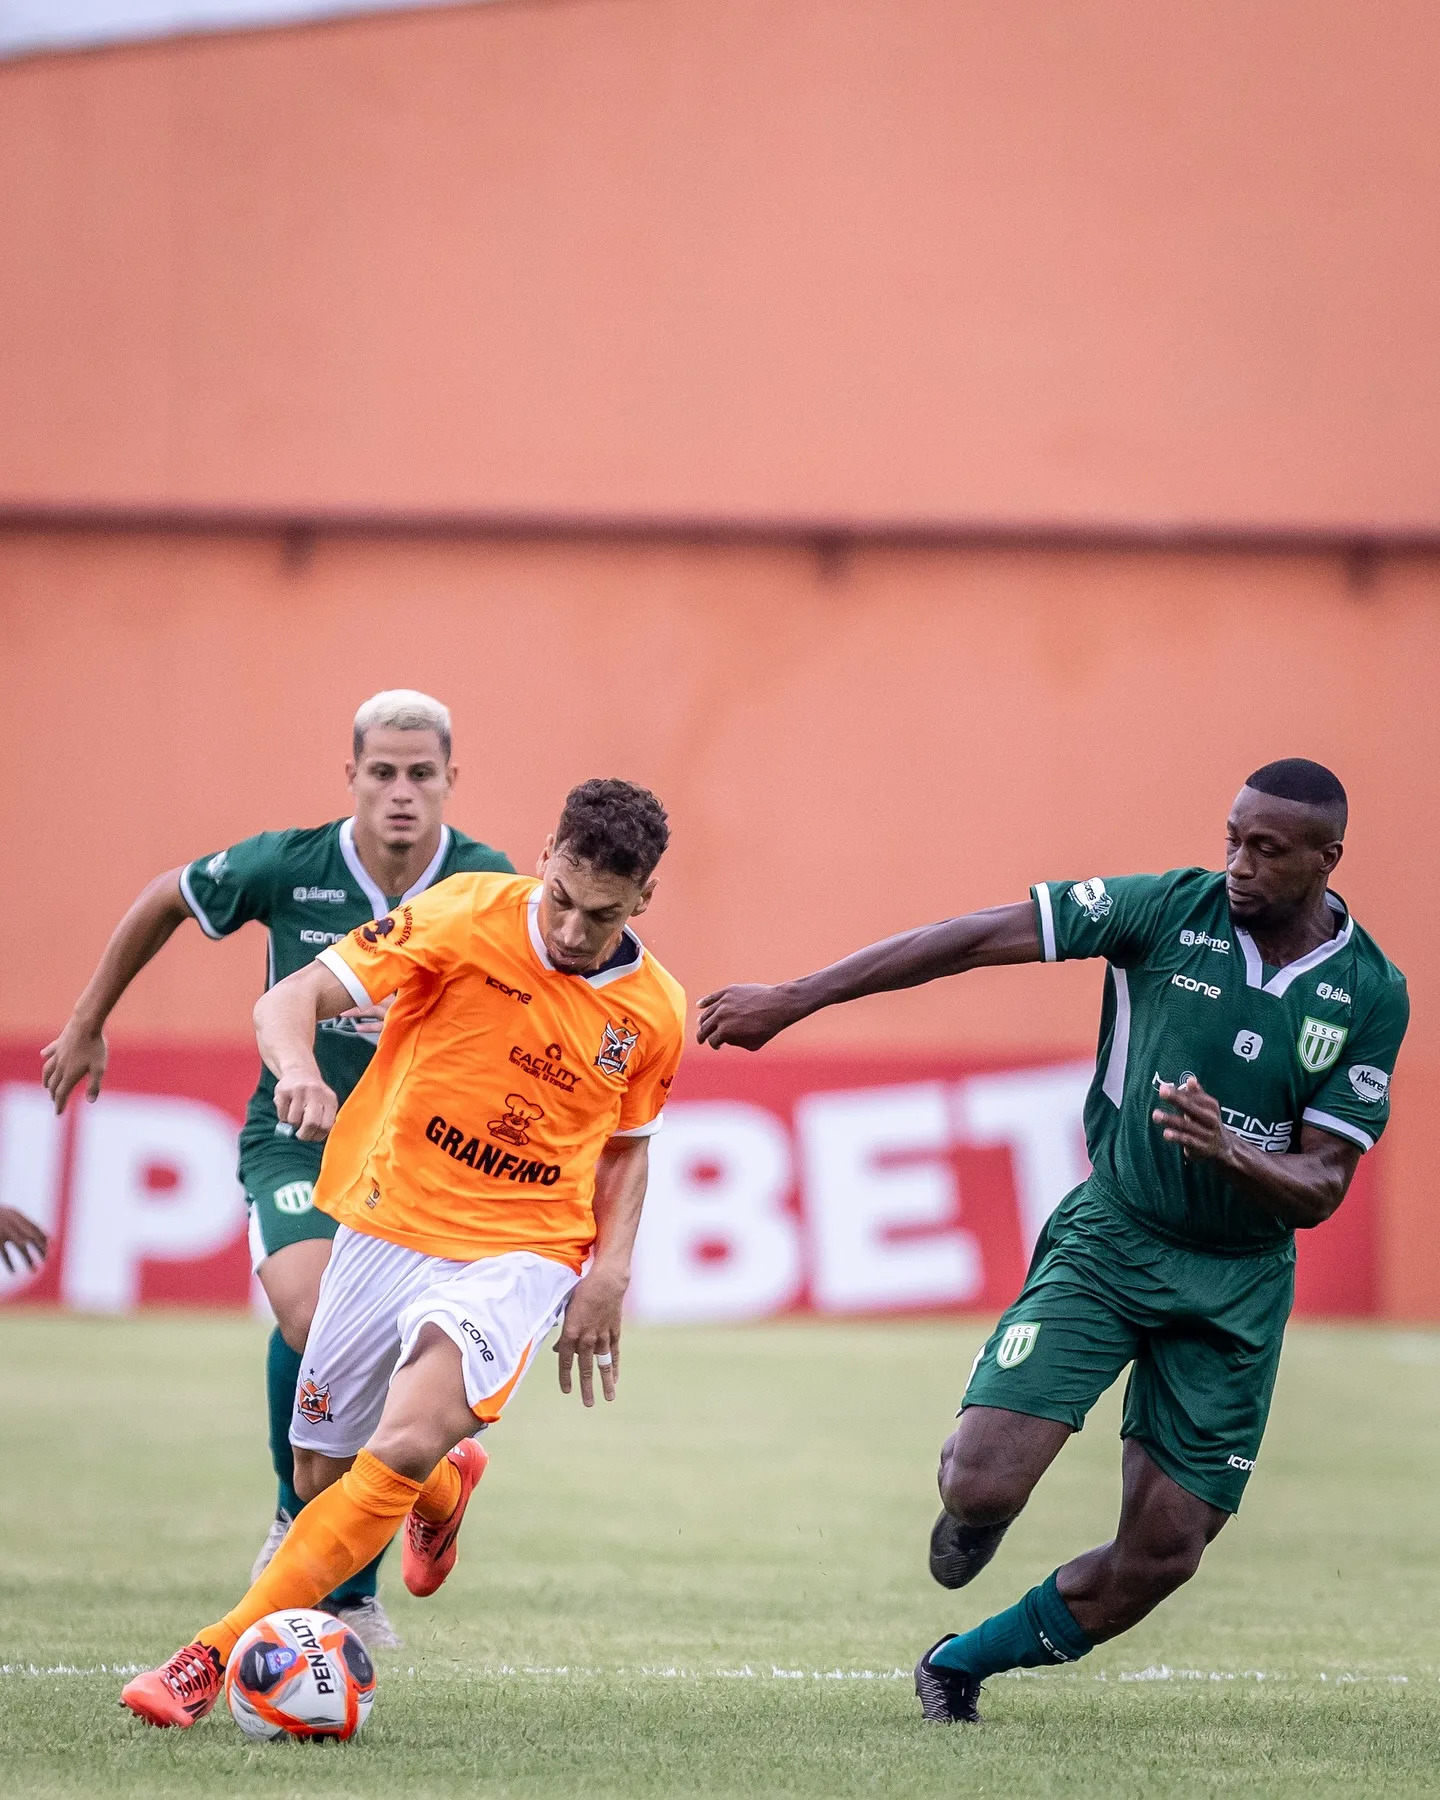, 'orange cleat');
402,1437,489,1598
120,1640,225,1728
